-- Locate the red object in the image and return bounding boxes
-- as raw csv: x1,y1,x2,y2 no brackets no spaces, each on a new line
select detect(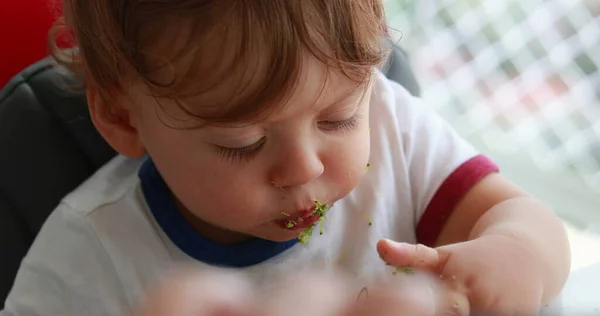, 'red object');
416,155,500,247
0,0,60,88
275,213,321,230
